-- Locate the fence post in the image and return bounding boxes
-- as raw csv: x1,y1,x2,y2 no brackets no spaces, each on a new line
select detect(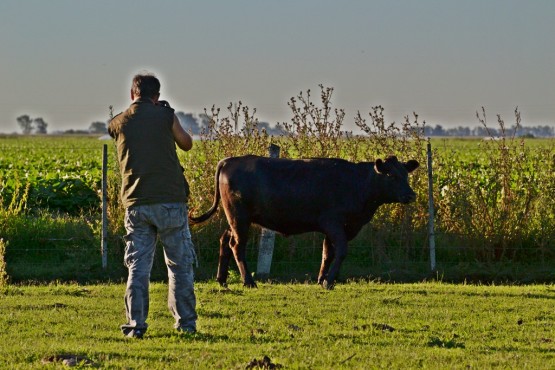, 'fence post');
427,138,436,271
256,144,280,278
101,144,108,269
